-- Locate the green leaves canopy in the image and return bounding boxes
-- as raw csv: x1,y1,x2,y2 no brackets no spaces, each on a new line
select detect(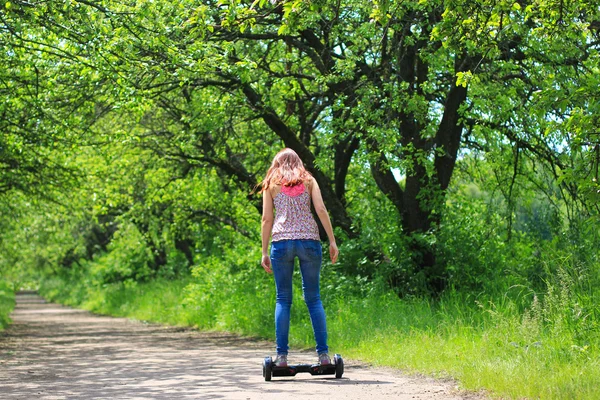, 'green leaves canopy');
1,0,598,292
